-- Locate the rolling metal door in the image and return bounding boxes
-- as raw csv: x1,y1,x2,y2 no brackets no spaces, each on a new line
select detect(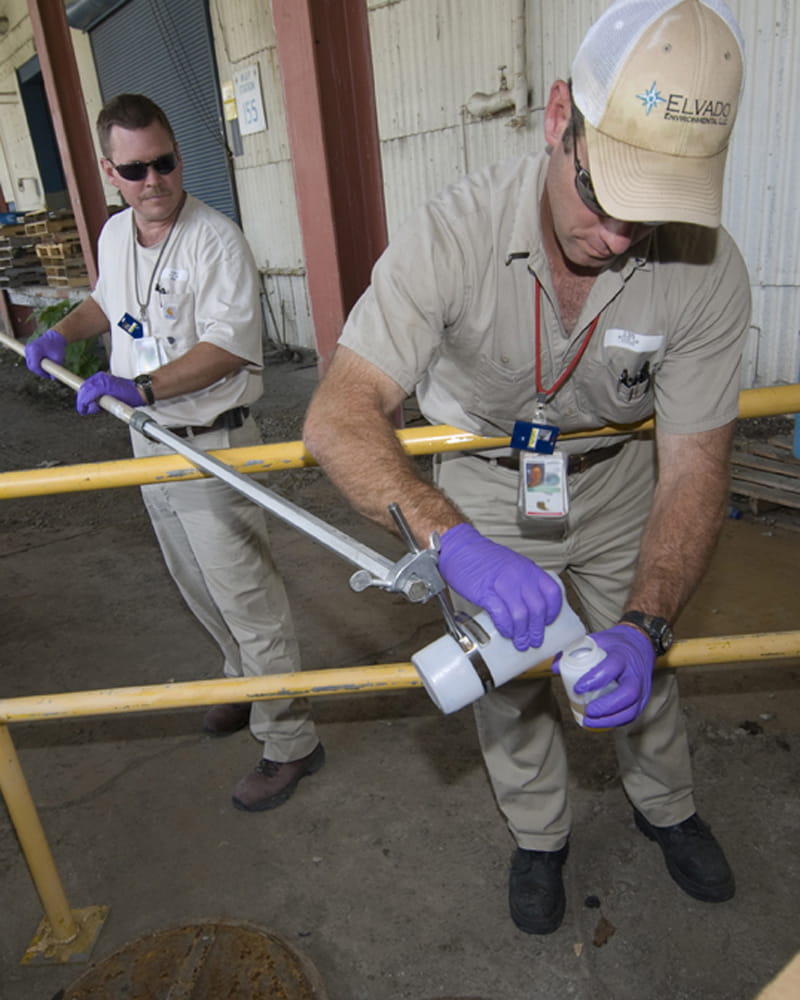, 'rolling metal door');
89,0,238,222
